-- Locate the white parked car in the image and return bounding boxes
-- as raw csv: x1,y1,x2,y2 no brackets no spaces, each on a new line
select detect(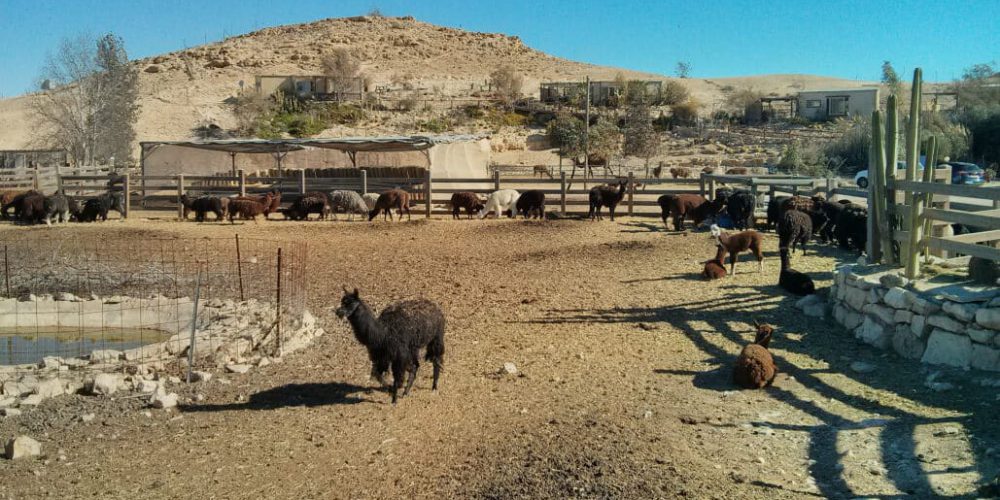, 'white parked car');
855,160,922,189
